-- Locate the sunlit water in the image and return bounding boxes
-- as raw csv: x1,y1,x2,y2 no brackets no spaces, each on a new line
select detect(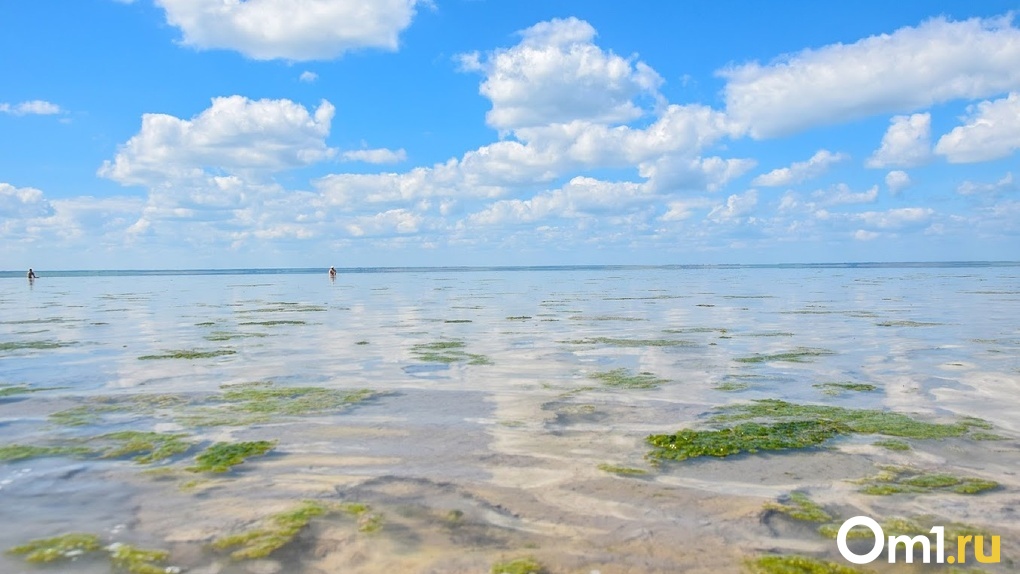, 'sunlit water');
1,265,1018,573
